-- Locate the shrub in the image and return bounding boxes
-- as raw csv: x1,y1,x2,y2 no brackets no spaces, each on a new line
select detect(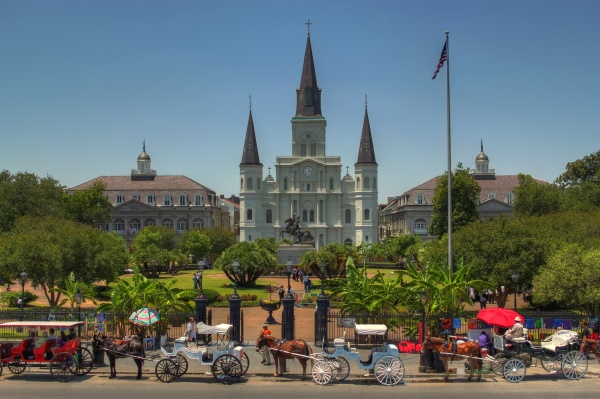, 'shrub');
0,291,38,307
